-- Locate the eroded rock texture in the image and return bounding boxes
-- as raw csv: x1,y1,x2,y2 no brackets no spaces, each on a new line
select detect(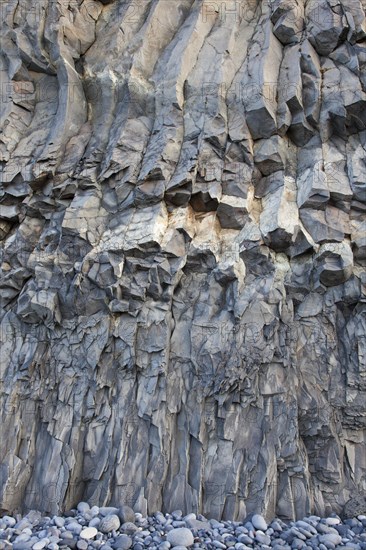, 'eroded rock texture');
0,0,365,521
